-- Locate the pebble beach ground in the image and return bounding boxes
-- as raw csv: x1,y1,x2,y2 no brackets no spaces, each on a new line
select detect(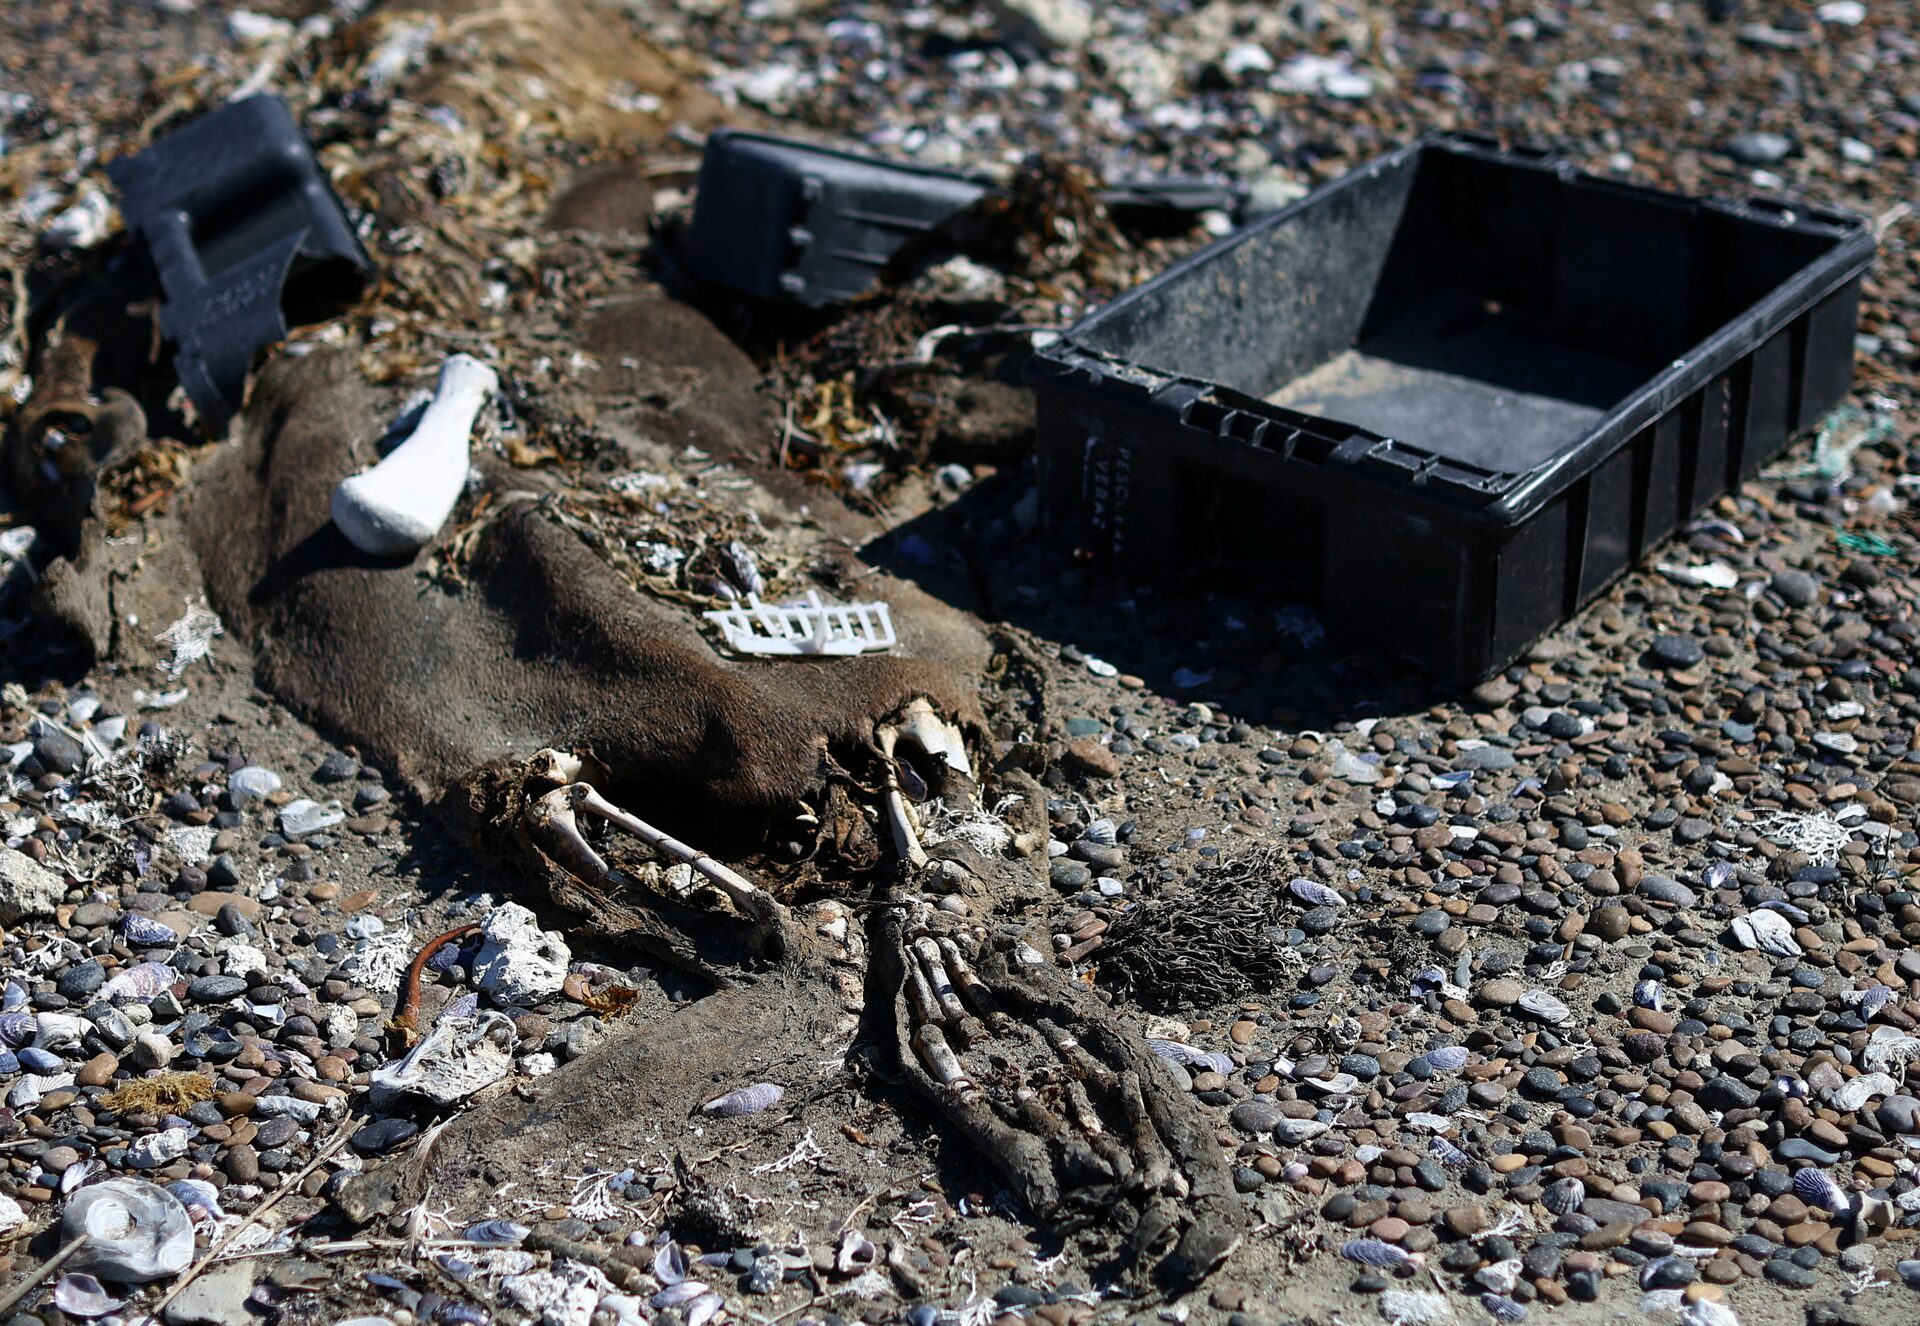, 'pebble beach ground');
4,2,1920,1326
